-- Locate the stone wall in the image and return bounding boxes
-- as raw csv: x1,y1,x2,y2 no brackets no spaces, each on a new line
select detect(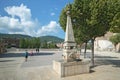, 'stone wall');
53,59,90,77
